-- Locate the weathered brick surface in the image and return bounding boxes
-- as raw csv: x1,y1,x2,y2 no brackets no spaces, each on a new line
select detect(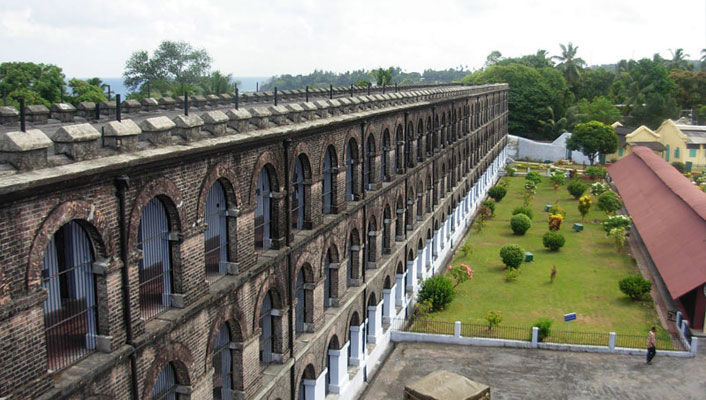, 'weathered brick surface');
0,86,508,399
